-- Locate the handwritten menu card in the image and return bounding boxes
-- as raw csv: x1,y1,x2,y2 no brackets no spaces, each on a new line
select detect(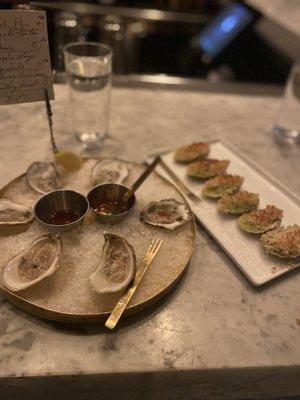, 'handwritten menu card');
0,10,54,106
